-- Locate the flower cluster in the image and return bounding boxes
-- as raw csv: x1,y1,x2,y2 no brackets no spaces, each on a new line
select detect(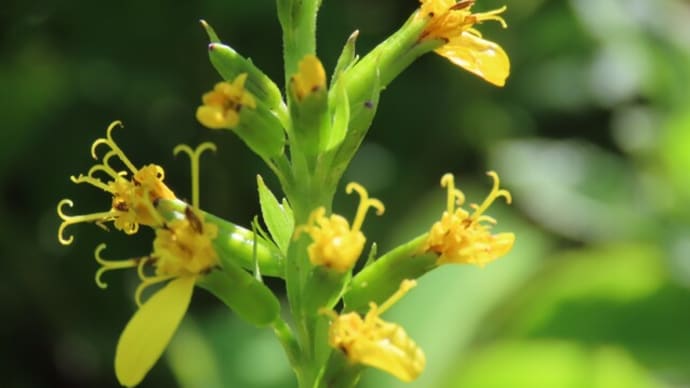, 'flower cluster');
58,1,516,386
324,280,425,382
196,73,256,129
57,121,175,244
425,171,515,266
417,0,510,86
58,122,220,387
297,182,384,273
